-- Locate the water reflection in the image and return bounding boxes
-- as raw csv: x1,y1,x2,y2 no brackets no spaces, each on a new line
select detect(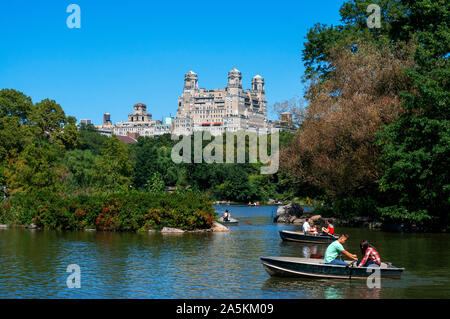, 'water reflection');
324,287,342,299
302,245,320,258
